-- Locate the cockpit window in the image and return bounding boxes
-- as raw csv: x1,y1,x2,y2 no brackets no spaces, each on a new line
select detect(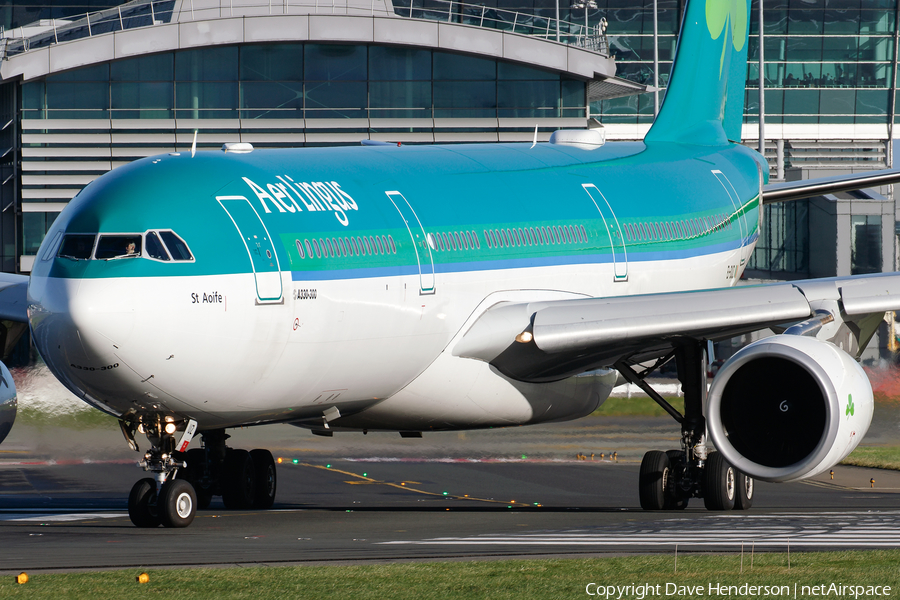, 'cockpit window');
41,232,64,261
159,231,193,261
145,232,170,261
57,234,96,260
95,235,142,260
